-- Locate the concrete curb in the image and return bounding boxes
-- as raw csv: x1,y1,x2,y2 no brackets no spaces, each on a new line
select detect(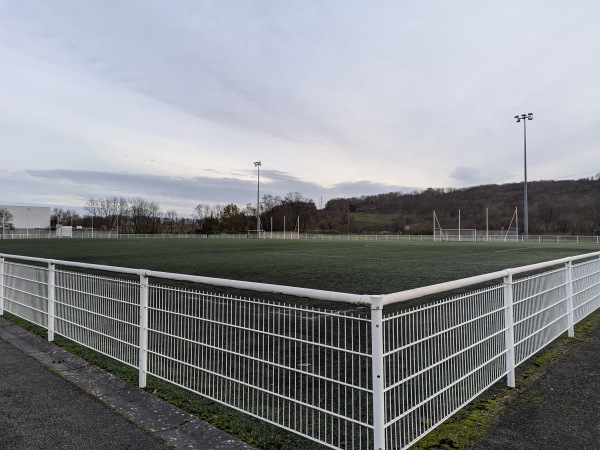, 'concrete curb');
0,317,255,450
